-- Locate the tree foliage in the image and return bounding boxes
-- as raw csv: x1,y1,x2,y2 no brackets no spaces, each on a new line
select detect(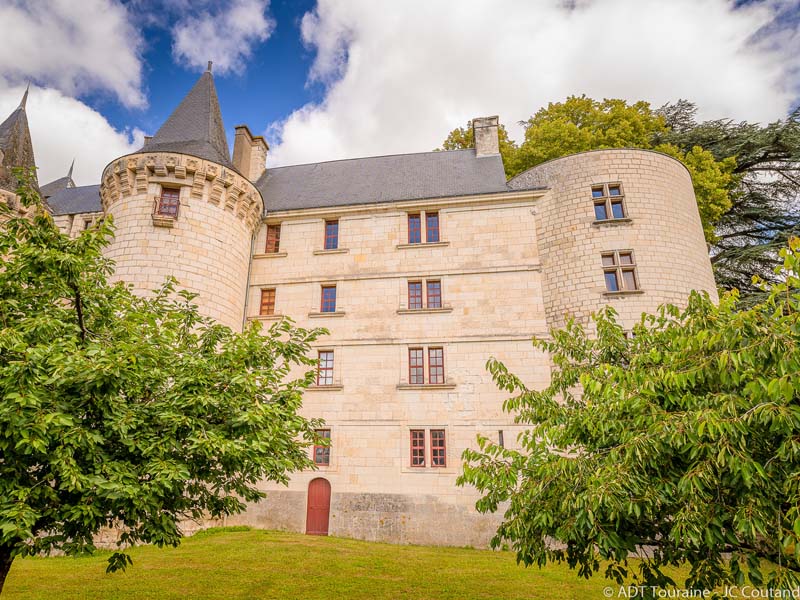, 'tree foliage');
654,100,800,300
0,174,326,593
459,239,800,593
